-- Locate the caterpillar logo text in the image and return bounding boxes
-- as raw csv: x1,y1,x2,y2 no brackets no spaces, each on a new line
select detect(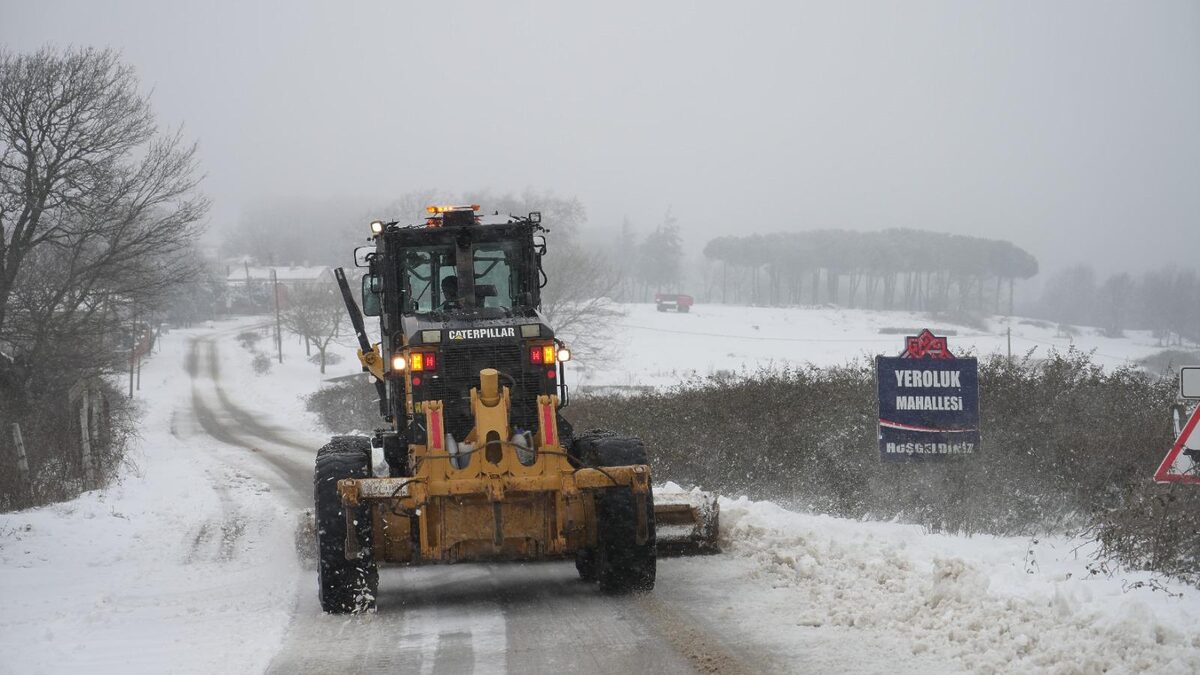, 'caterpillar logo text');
449,327,516,340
